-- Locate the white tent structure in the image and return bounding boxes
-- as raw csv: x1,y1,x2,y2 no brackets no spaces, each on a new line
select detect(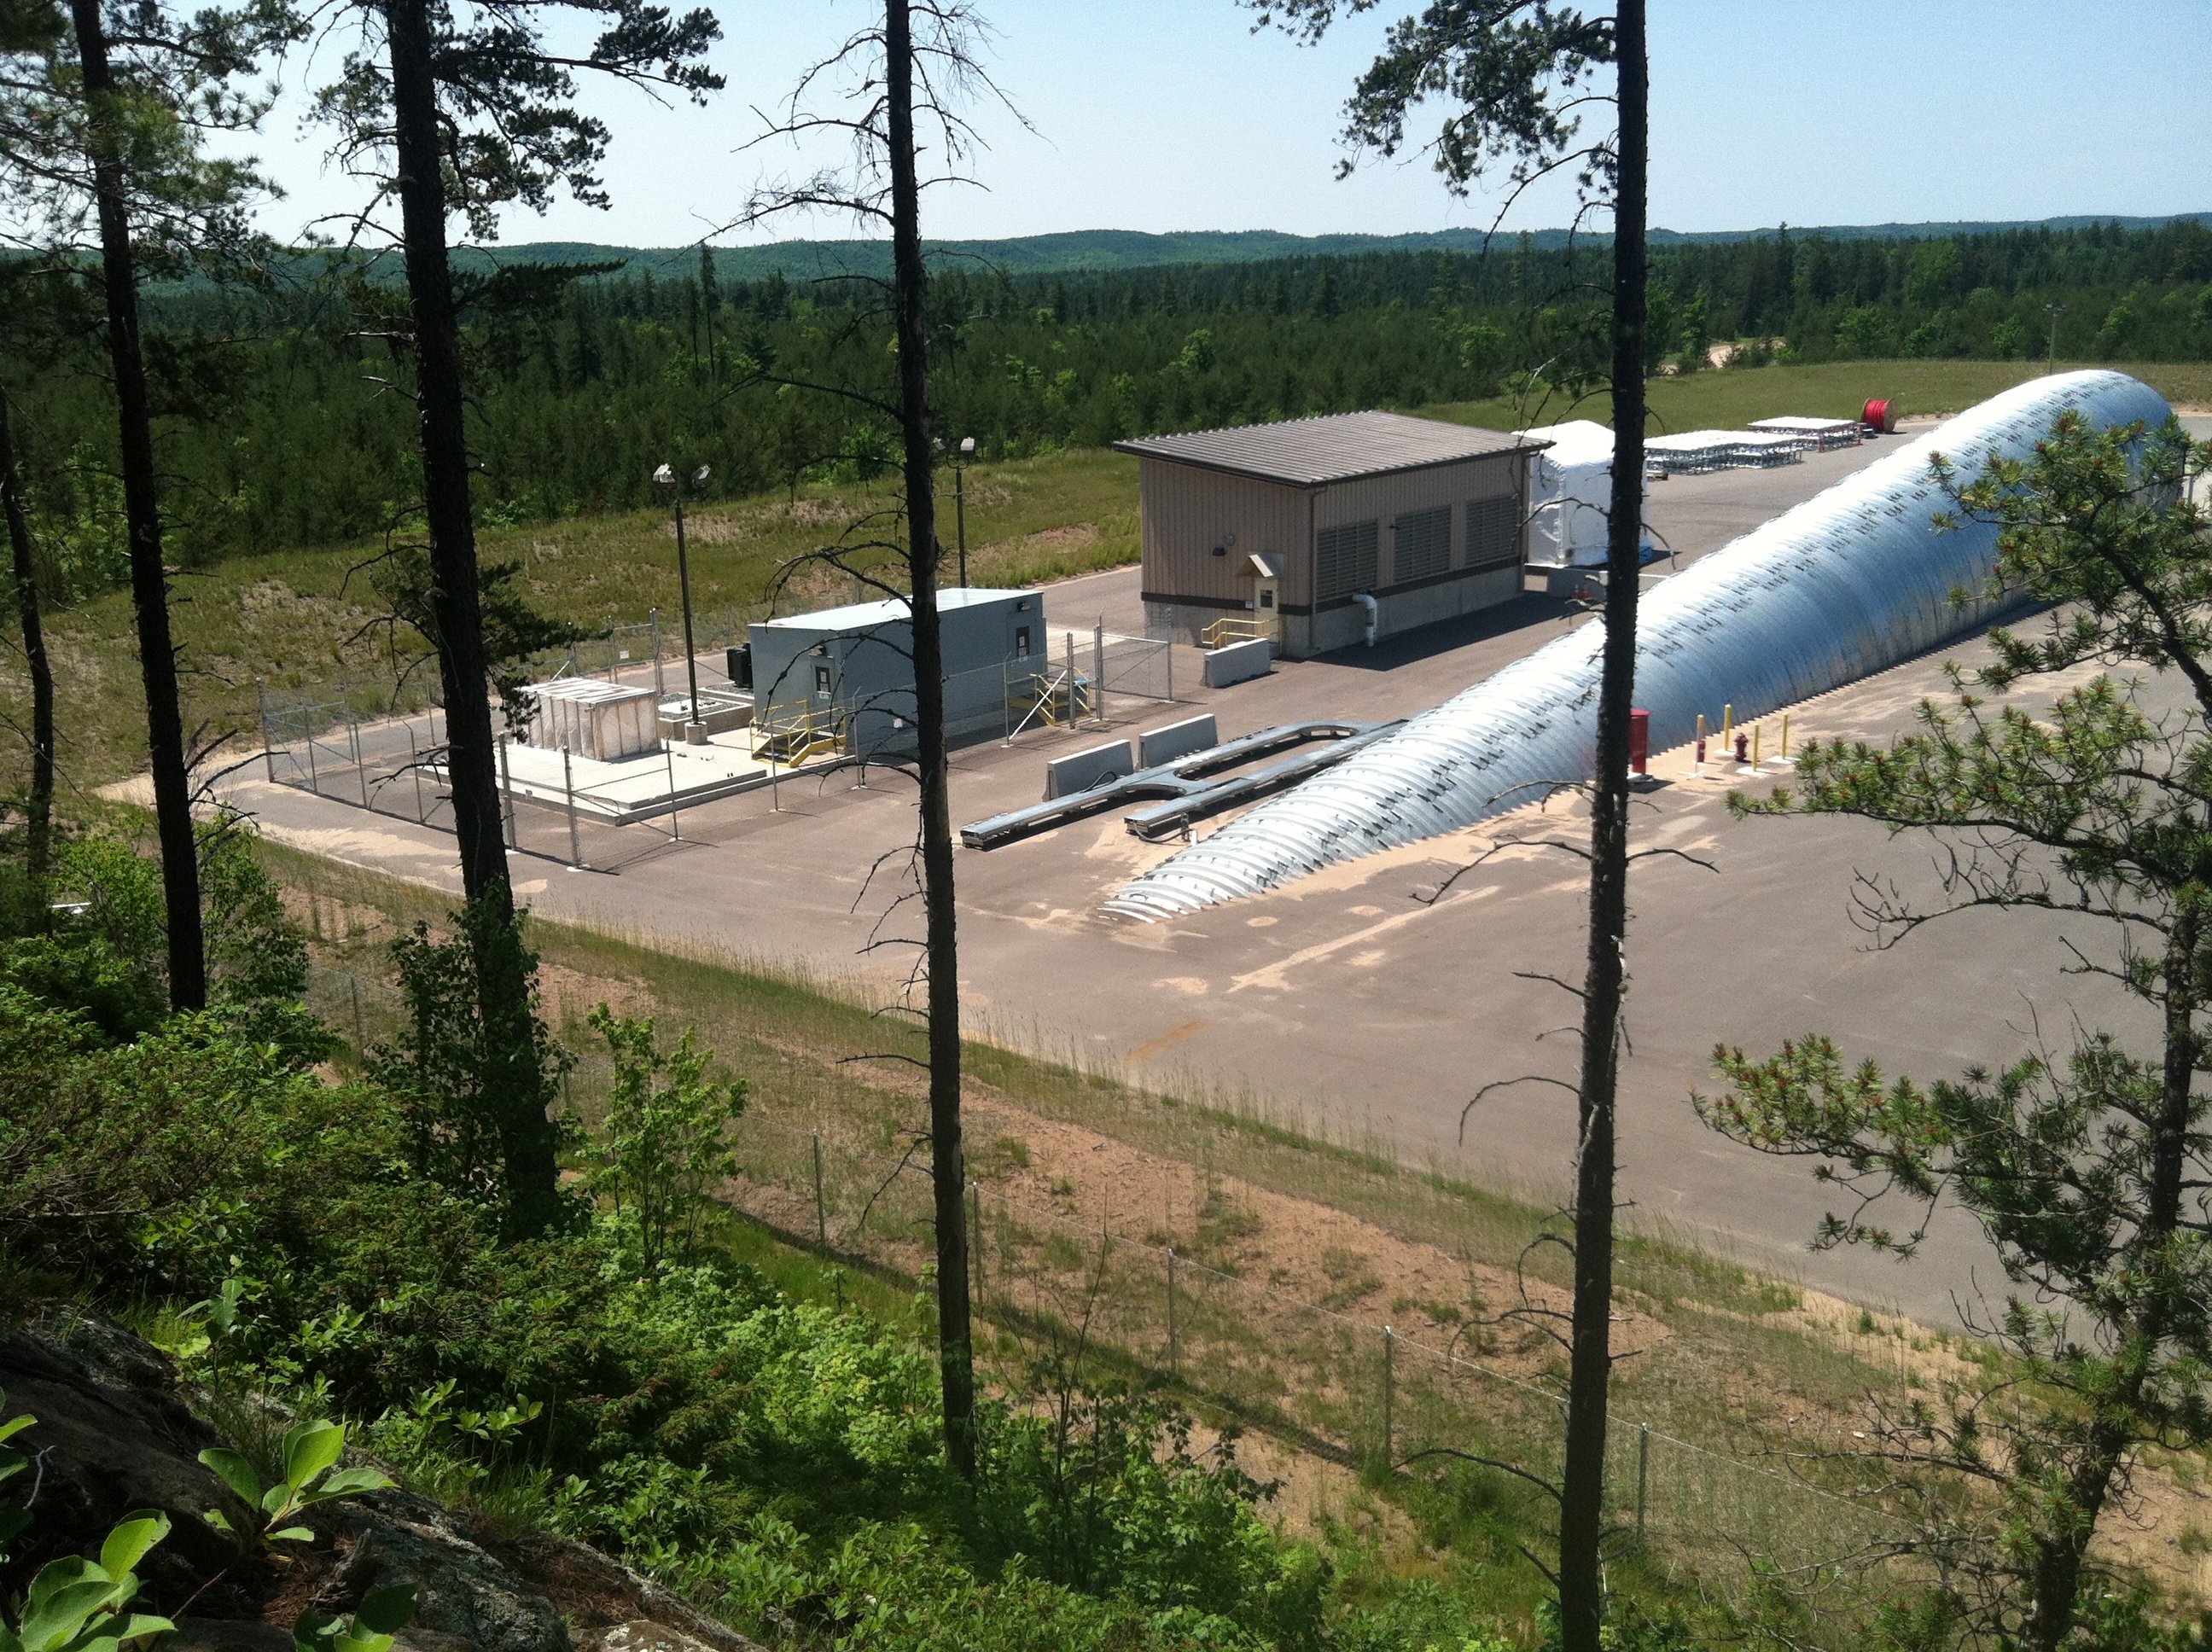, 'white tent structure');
1519,419,1644,569
1103,370,2170,922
